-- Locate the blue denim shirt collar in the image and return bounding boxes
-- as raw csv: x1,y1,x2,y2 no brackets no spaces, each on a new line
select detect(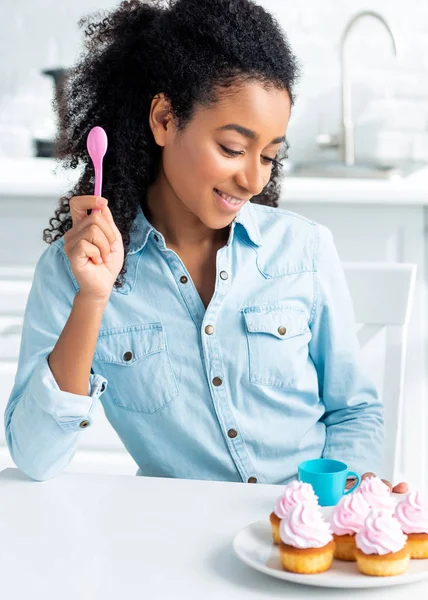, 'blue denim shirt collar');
233,201,263,248
127,200,262,255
